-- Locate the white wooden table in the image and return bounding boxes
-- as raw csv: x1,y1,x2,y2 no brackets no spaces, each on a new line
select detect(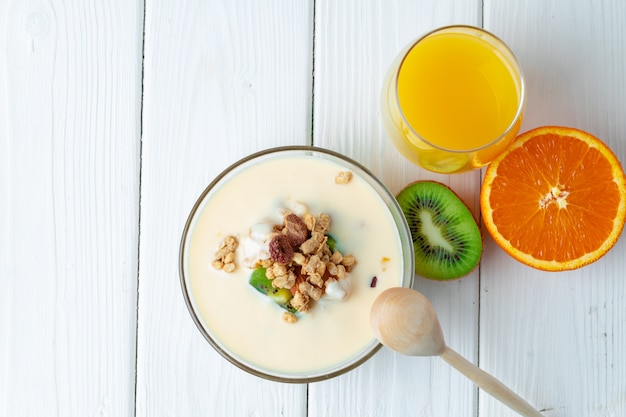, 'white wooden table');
2,1,625,416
